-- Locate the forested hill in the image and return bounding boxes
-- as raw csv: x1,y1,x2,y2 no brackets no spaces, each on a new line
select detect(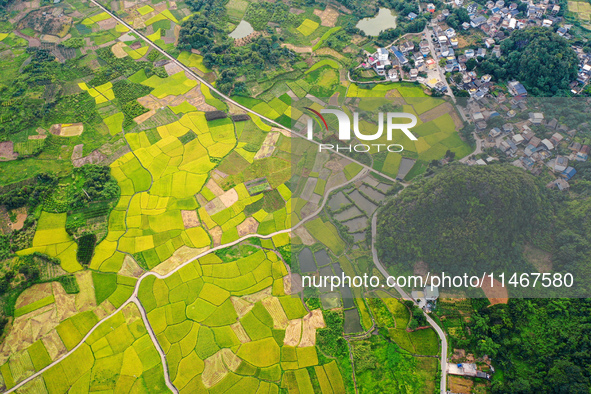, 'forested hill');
479,27,578,96
470,298,591,393
376,164,552,274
